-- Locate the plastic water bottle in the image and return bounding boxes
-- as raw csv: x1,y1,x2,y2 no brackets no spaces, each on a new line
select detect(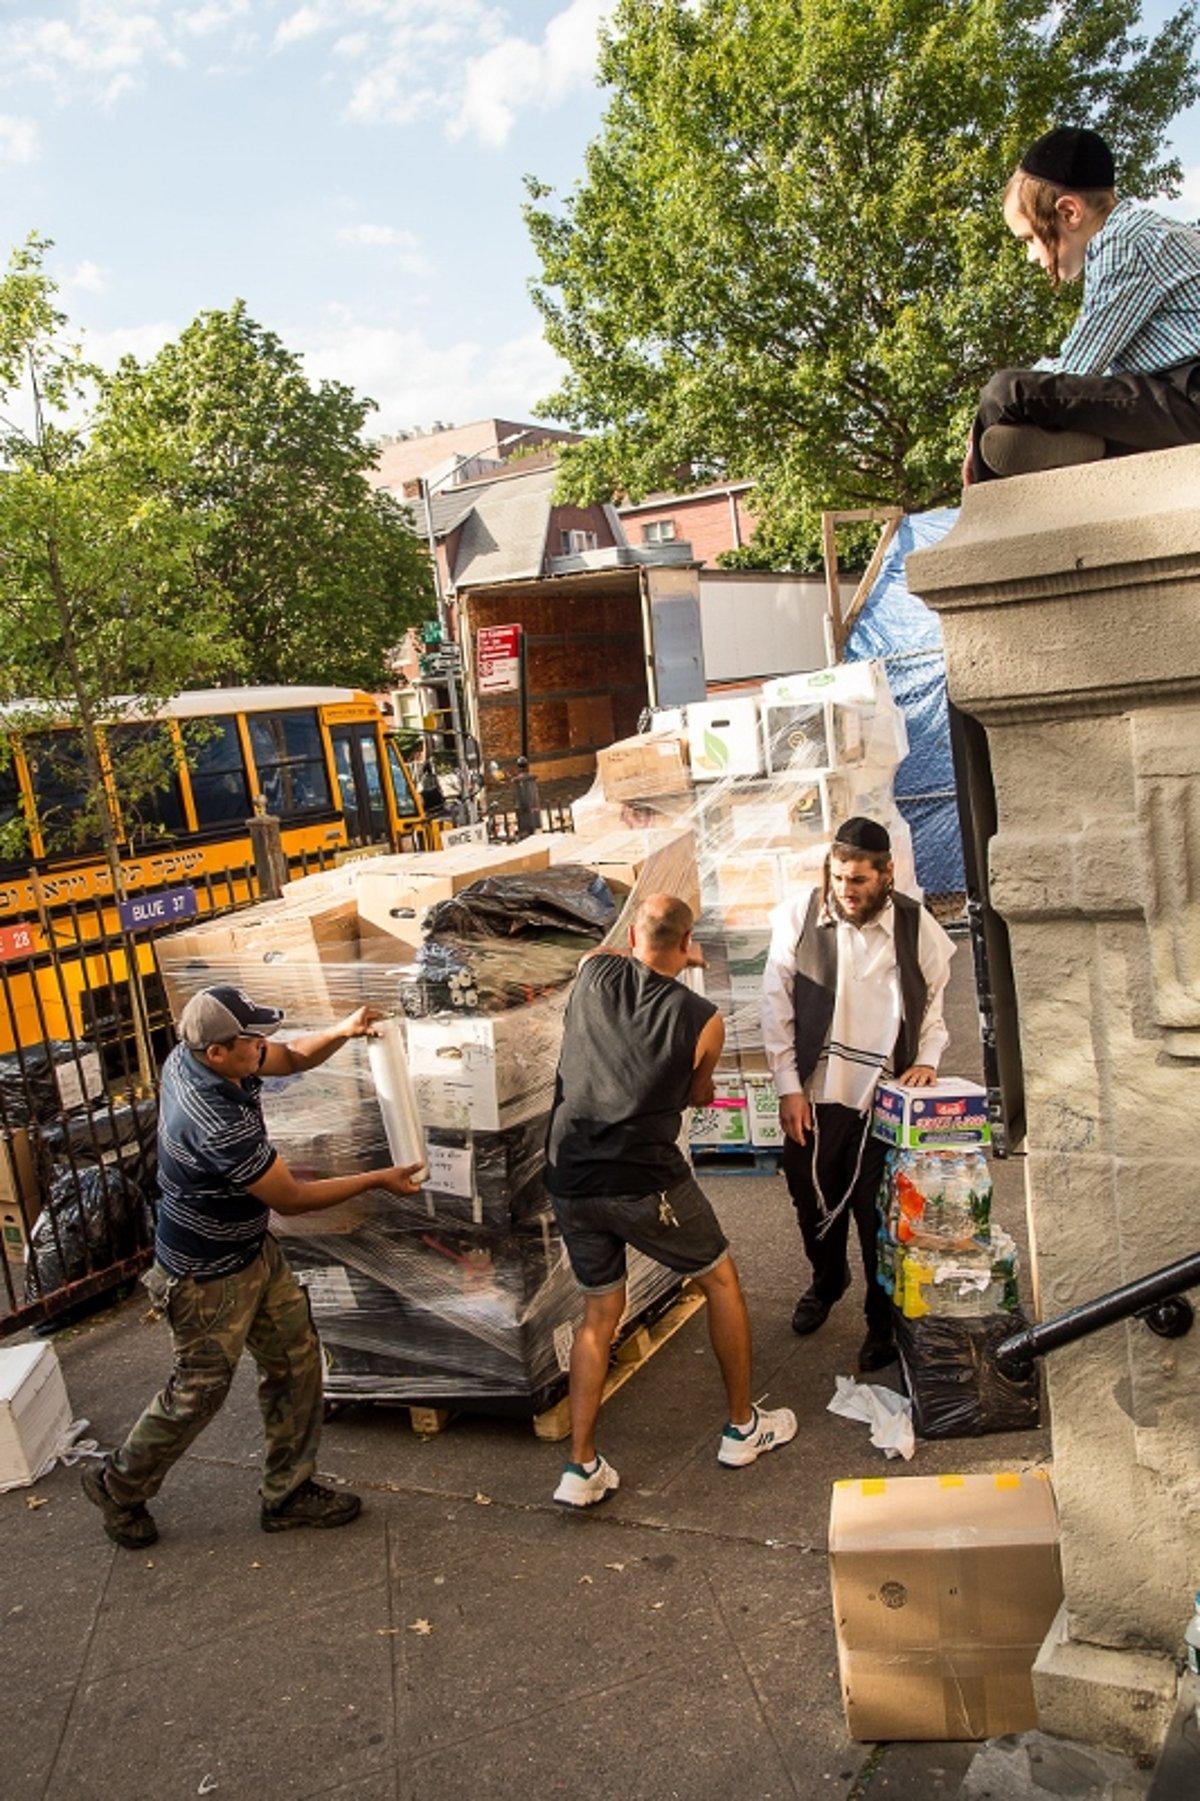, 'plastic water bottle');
1185,1589,1200,1676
